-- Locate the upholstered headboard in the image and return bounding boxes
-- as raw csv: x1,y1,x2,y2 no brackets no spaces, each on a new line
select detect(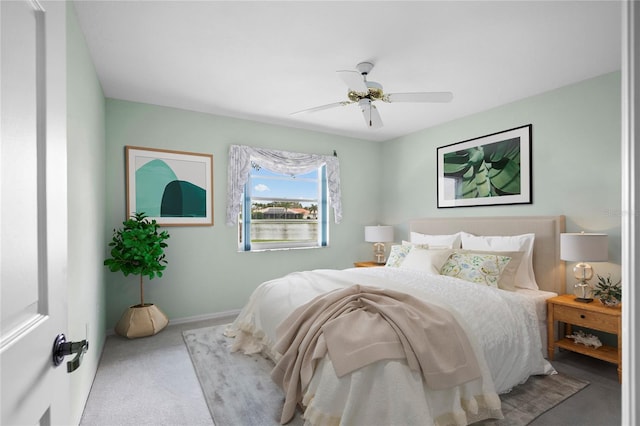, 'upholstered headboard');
409,216,566,294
